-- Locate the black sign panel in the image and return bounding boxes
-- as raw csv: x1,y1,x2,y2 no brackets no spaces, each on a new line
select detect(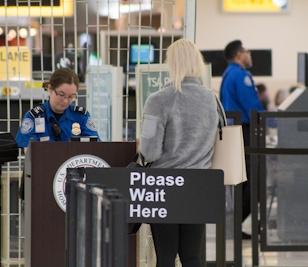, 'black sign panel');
201,49,272,77
0,0,61,6
85,168,225,224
